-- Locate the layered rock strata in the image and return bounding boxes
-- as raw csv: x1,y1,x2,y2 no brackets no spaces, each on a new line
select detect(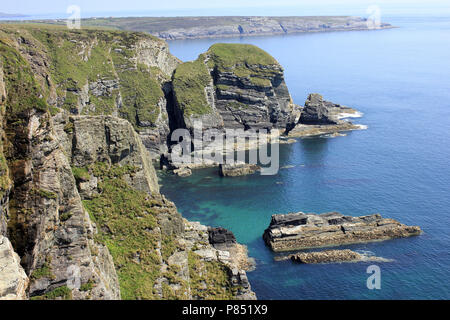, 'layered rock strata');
263,212,422,252
289,93,363,138
172,43,298,134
